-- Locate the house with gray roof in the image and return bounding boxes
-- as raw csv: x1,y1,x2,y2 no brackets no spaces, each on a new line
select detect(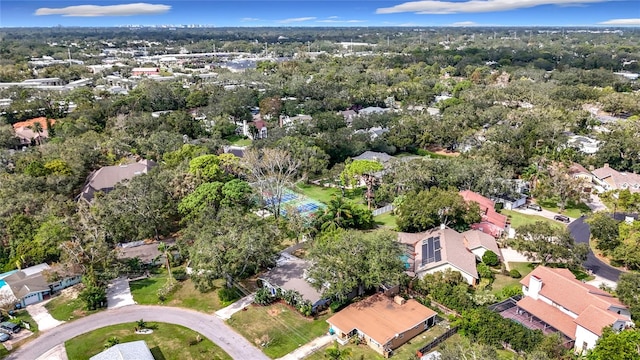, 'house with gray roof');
592,163,640,193
79,159,156,202
1,263,81,308
258,254,329,313
397,225,495,285
90,340,154,360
